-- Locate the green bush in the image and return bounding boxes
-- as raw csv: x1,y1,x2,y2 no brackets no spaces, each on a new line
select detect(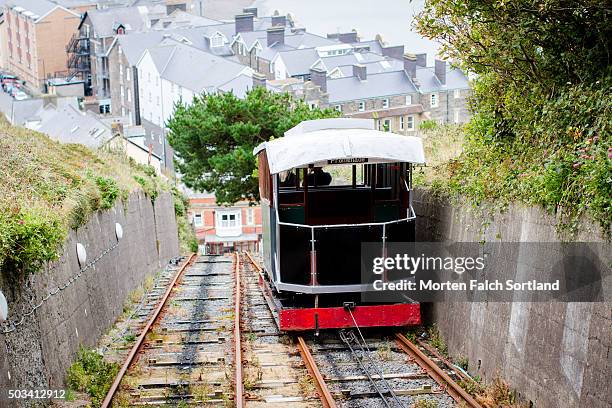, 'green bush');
0,208,66,277
66,346,119,407
173,188,198,254
94,175,120,210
